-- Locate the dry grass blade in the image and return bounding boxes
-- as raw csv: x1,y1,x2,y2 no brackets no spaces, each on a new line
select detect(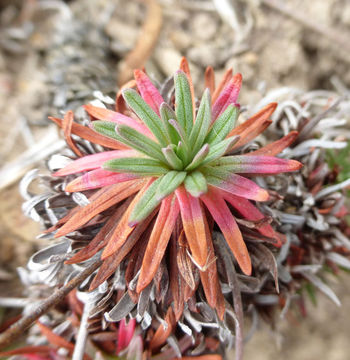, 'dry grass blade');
118,0,163,86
